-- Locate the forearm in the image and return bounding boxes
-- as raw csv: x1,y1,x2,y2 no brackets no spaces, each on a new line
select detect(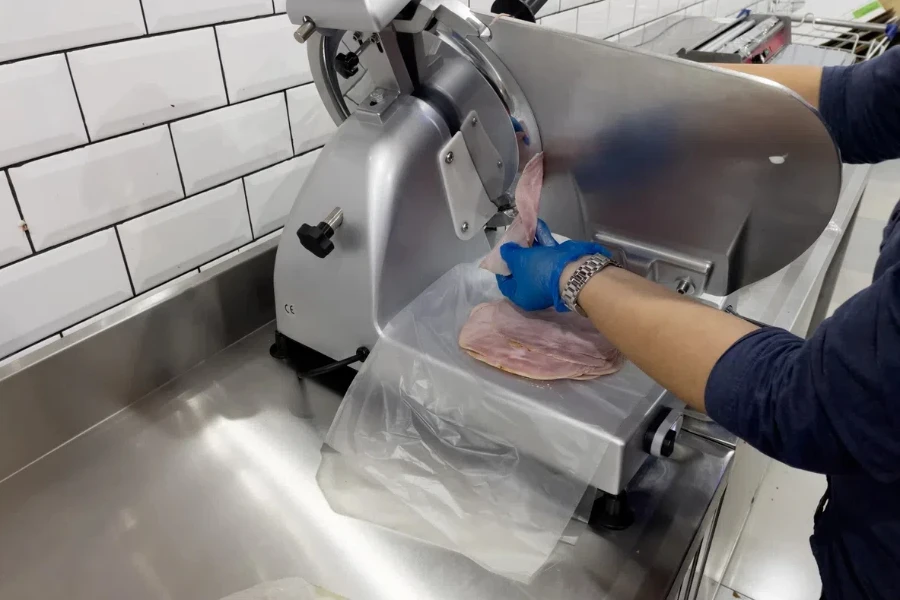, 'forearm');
564,263,758,412
716,64,823,108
